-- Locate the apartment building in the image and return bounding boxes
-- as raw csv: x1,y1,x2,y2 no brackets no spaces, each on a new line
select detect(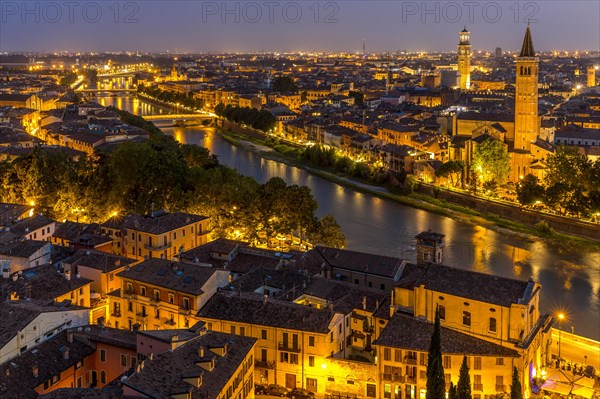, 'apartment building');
108,259,229,331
